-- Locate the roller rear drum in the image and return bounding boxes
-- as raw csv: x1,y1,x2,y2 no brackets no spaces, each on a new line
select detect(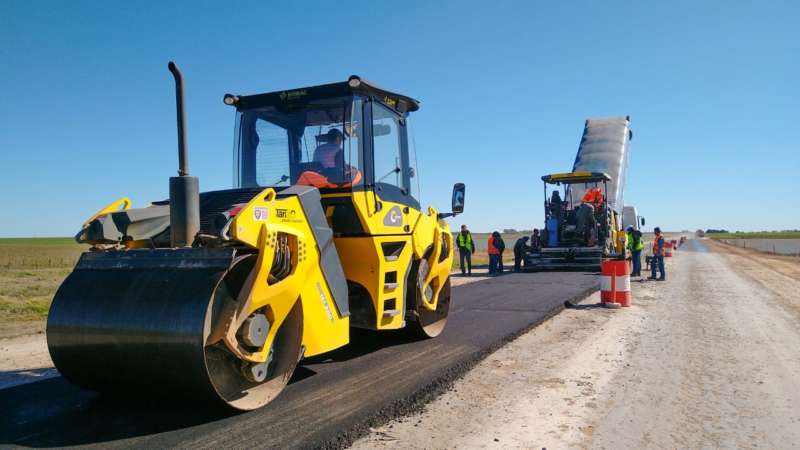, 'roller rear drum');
47,248,303,411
